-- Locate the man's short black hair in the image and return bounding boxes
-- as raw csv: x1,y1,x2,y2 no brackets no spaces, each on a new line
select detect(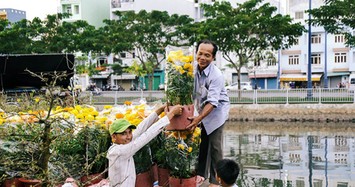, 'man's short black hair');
216,159,240,185
196,39,218,57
